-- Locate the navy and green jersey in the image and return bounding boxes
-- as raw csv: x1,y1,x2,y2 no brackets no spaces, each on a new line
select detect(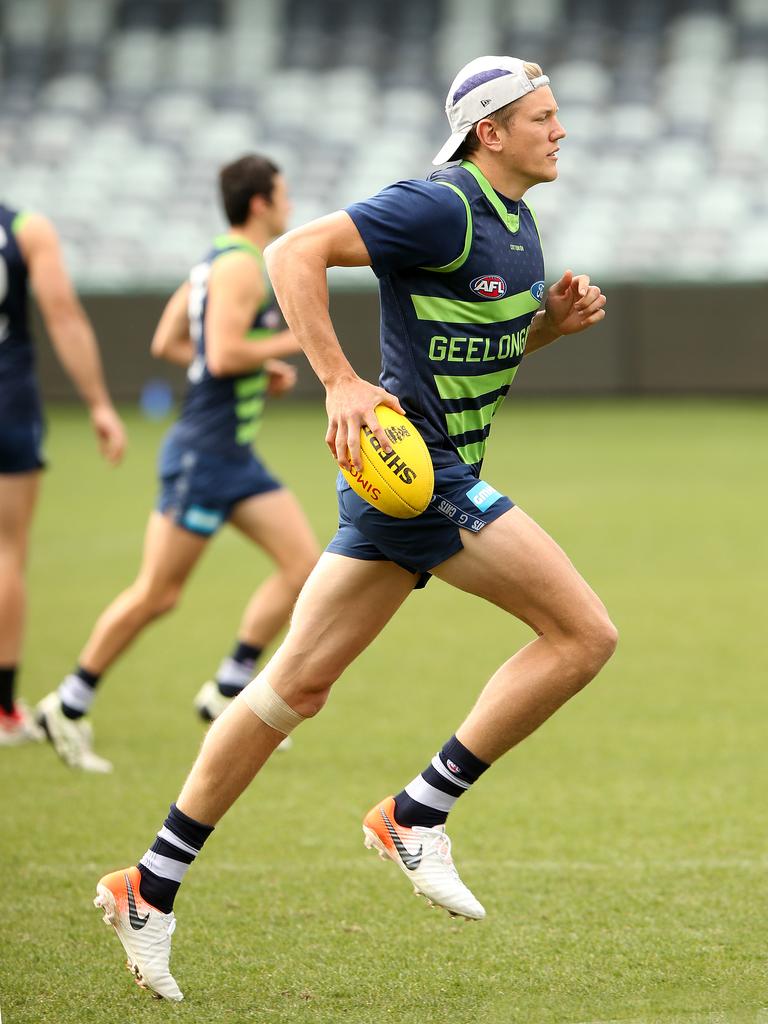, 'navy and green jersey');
346,161,545,474
0,204,42,424
168,234,282,458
